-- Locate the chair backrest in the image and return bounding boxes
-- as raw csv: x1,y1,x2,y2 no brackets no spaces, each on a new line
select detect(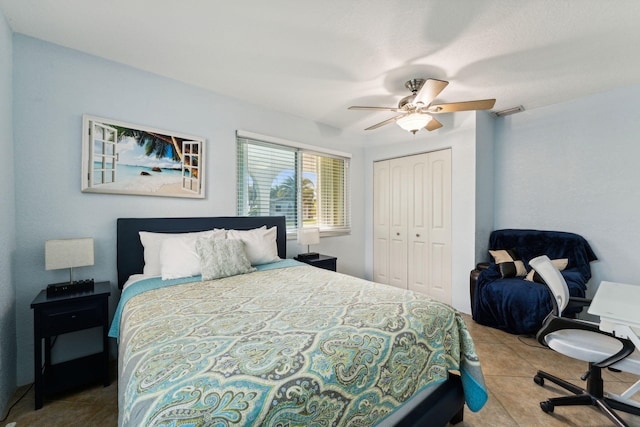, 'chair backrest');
529,255,571,315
